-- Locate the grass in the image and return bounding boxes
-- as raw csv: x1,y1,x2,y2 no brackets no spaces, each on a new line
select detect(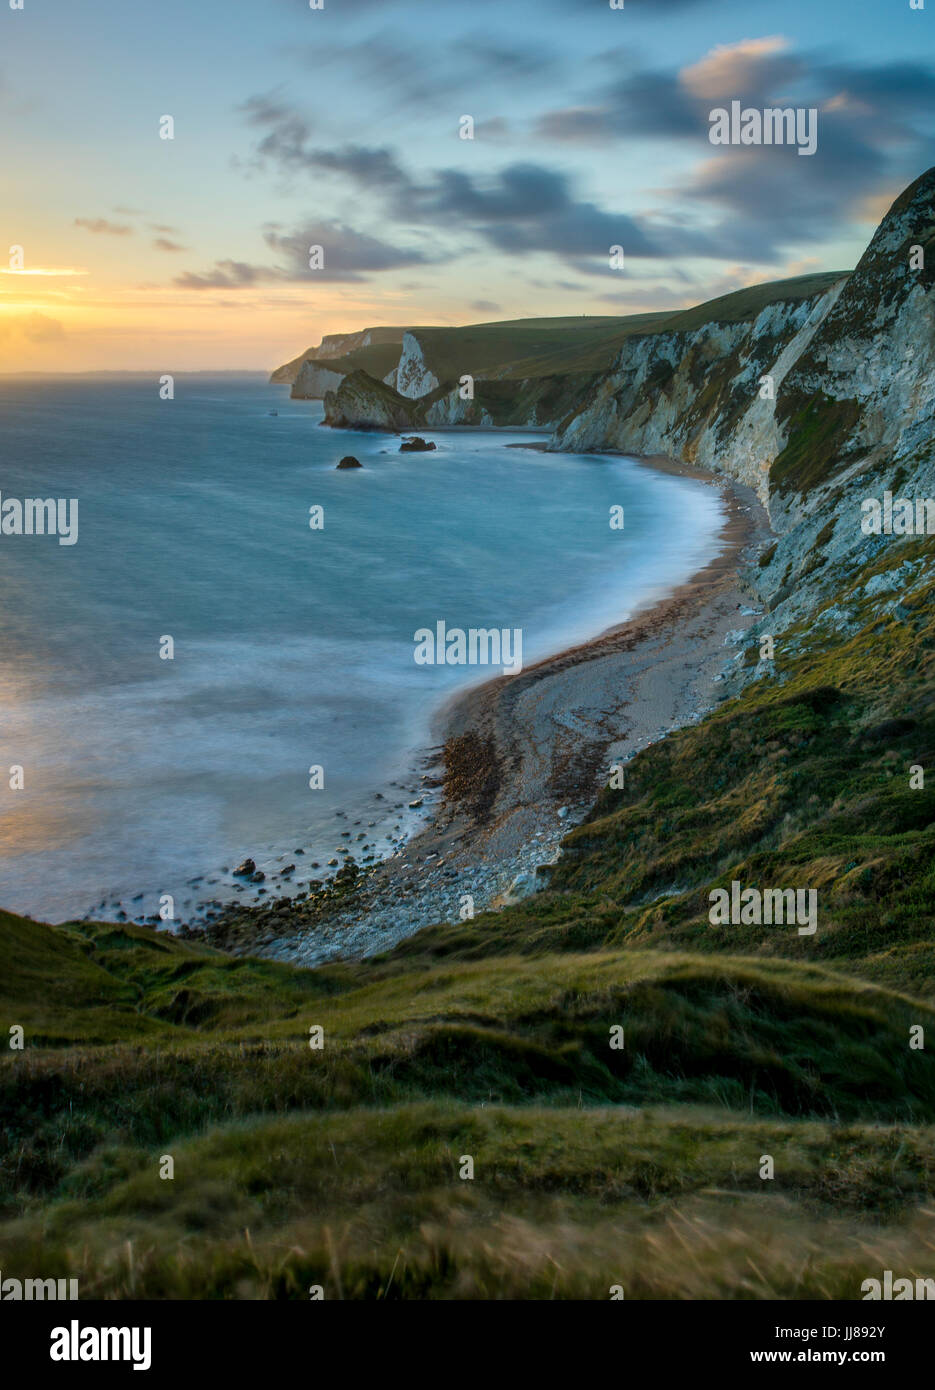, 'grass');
5,1101,935,1299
